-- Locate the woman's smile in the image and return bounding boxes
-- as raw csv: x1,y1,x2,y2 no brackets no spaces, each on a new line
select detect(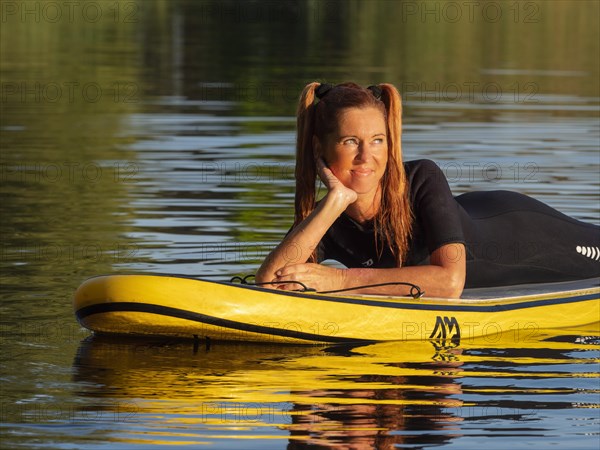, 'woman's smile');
351,167,375,177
